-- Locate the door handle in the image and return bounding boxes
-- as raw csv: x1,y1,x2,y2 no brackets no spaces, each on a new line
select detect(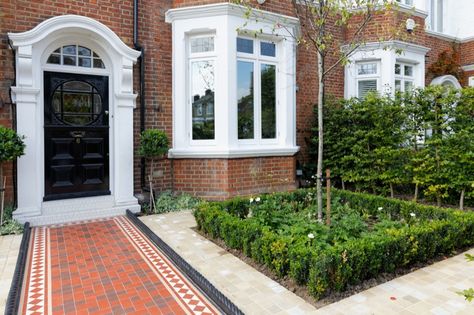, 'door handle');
70,131,86,138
